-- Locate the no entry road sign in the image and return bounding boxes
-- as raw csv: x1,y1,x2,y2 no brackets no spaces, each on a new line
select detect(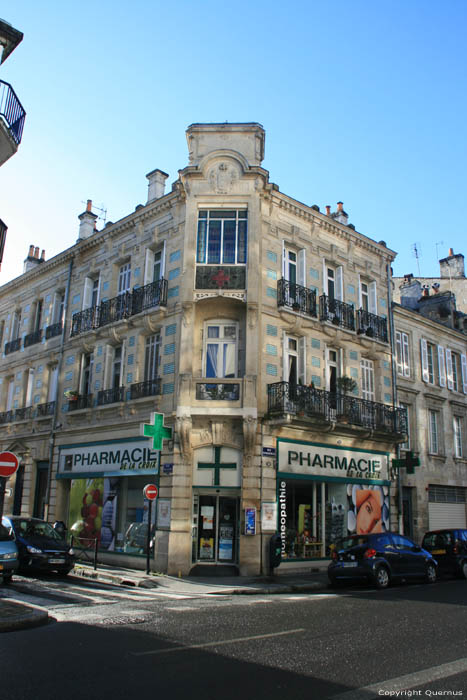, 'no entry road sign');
143,484,158,501
0,452,19,478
